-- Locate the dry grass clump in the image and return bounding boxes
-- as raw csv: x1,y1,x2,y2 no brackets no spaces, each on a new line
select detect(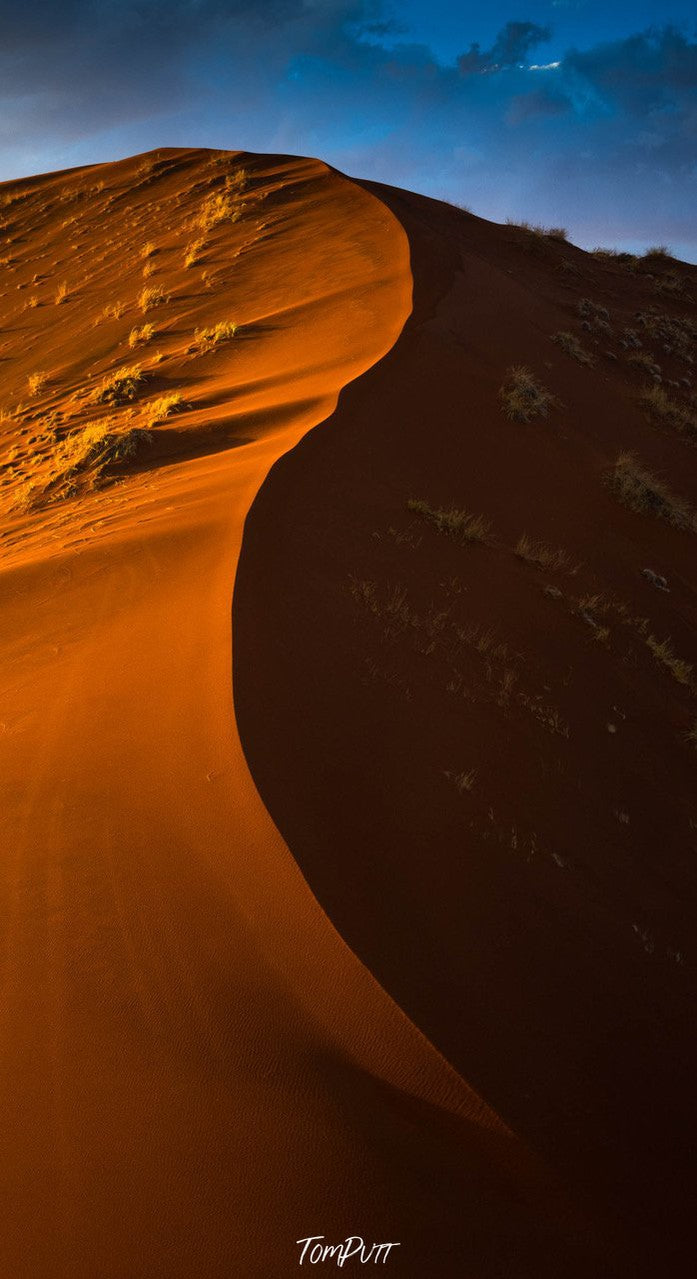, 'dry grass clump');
141,241,156,259
646,635,693,687
128,322,155,348
190,320,237,353
139,284,168,313
444,768,478,794
407,498,490,543
55,281,69,304
195,174,247,233
9,421,153,511
578,298,612,333
55,422,152,476
640,385,697,440
508,220,568,242
643,246,673,264
143,393,182,426
514,534,571,571
102,300,126,321
628,351,662,378
607,452,693,530
184,238,204,268
56,424,150,475
27,371,48,397
636,308,696,363
552,331,594,366
93,363,145,405
500,366,557,422
654,272,685,299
